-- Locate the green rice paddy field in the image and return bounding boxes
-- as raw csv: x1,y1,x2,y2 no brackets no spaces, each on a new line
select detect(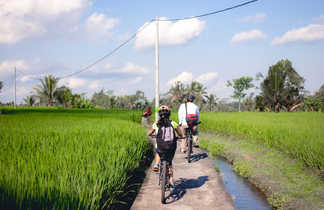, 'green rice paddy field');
200,112,324,171
0,108,148,209
1,108,323,209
